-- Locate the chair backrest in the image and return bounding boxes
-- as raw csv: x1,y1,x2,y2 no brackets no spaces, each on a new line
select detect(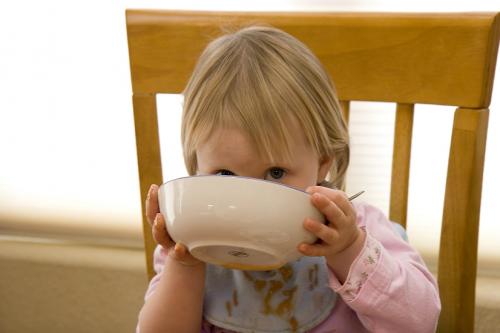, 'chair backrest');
126,10,500,332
